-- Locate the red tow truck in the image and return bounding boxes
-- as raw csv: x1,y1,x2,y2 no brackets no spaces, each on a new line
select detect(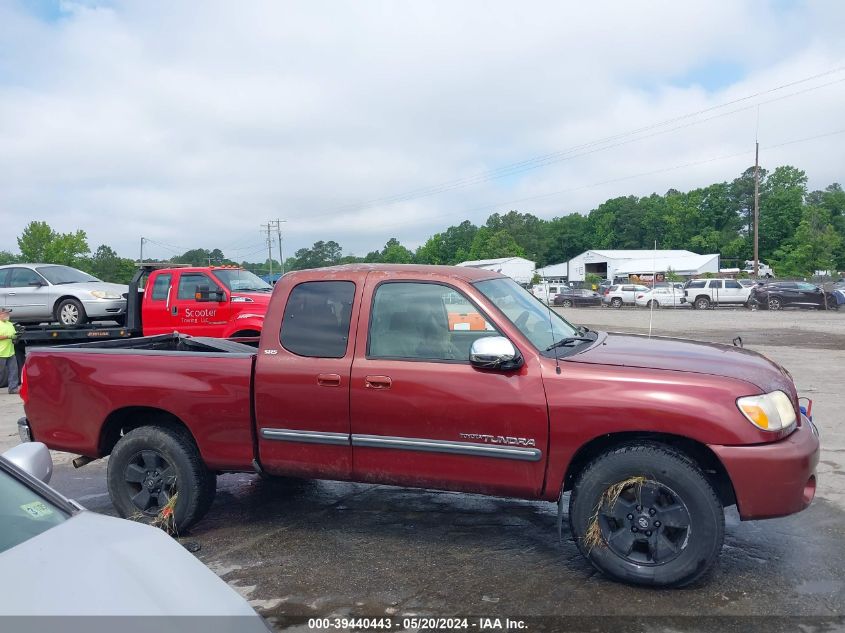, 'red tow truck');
17,264,820,587
17,264,273,348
